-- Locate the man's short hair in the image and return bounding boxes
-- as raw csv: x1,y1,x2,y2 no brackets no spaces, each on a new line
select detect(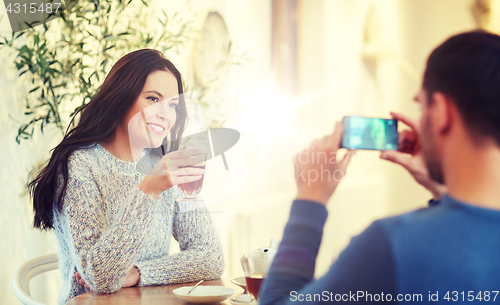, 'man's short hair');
423,30,500,145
